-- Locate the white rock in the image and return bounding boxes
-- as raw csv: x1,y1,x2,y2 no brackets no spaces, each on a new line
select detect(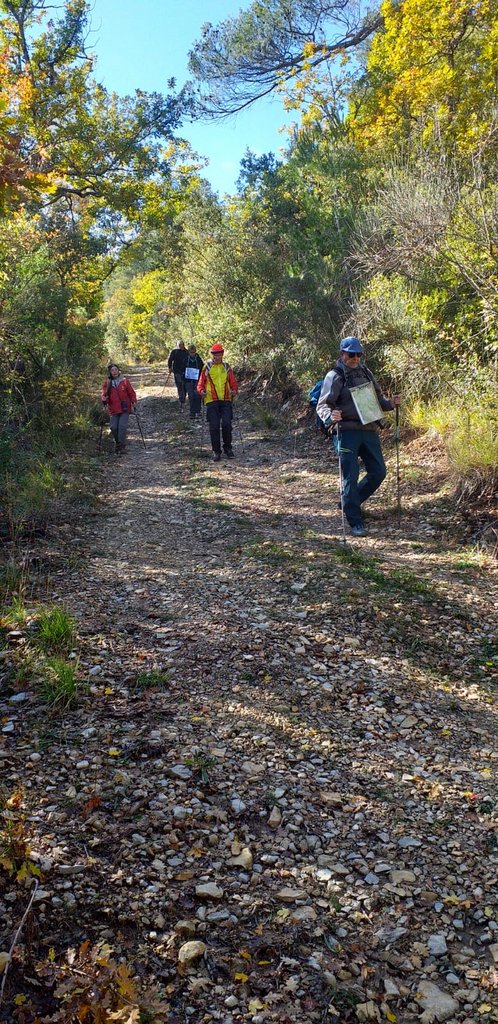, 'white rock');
384,978,400,996
231,798,246,815
390,869,416,884
241,760,265,776
276,887,307,902
290,906,317,924
228,848,253,870
356,1001,381,1021
268,806,282,828
0,952,11,973
428,933,448,958
416,980,459,1022
398,836,421,848
167,764,193,781
330,862,349,876
29,752,41,763
195,883,224,901
178,940,206,965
